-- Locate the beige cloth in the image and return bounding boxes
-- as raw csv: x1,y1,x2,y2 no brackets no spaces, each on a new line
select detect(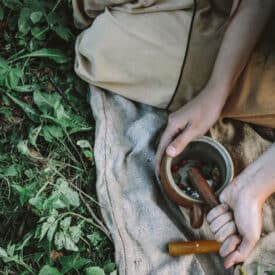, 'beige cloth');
73,0,232,109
